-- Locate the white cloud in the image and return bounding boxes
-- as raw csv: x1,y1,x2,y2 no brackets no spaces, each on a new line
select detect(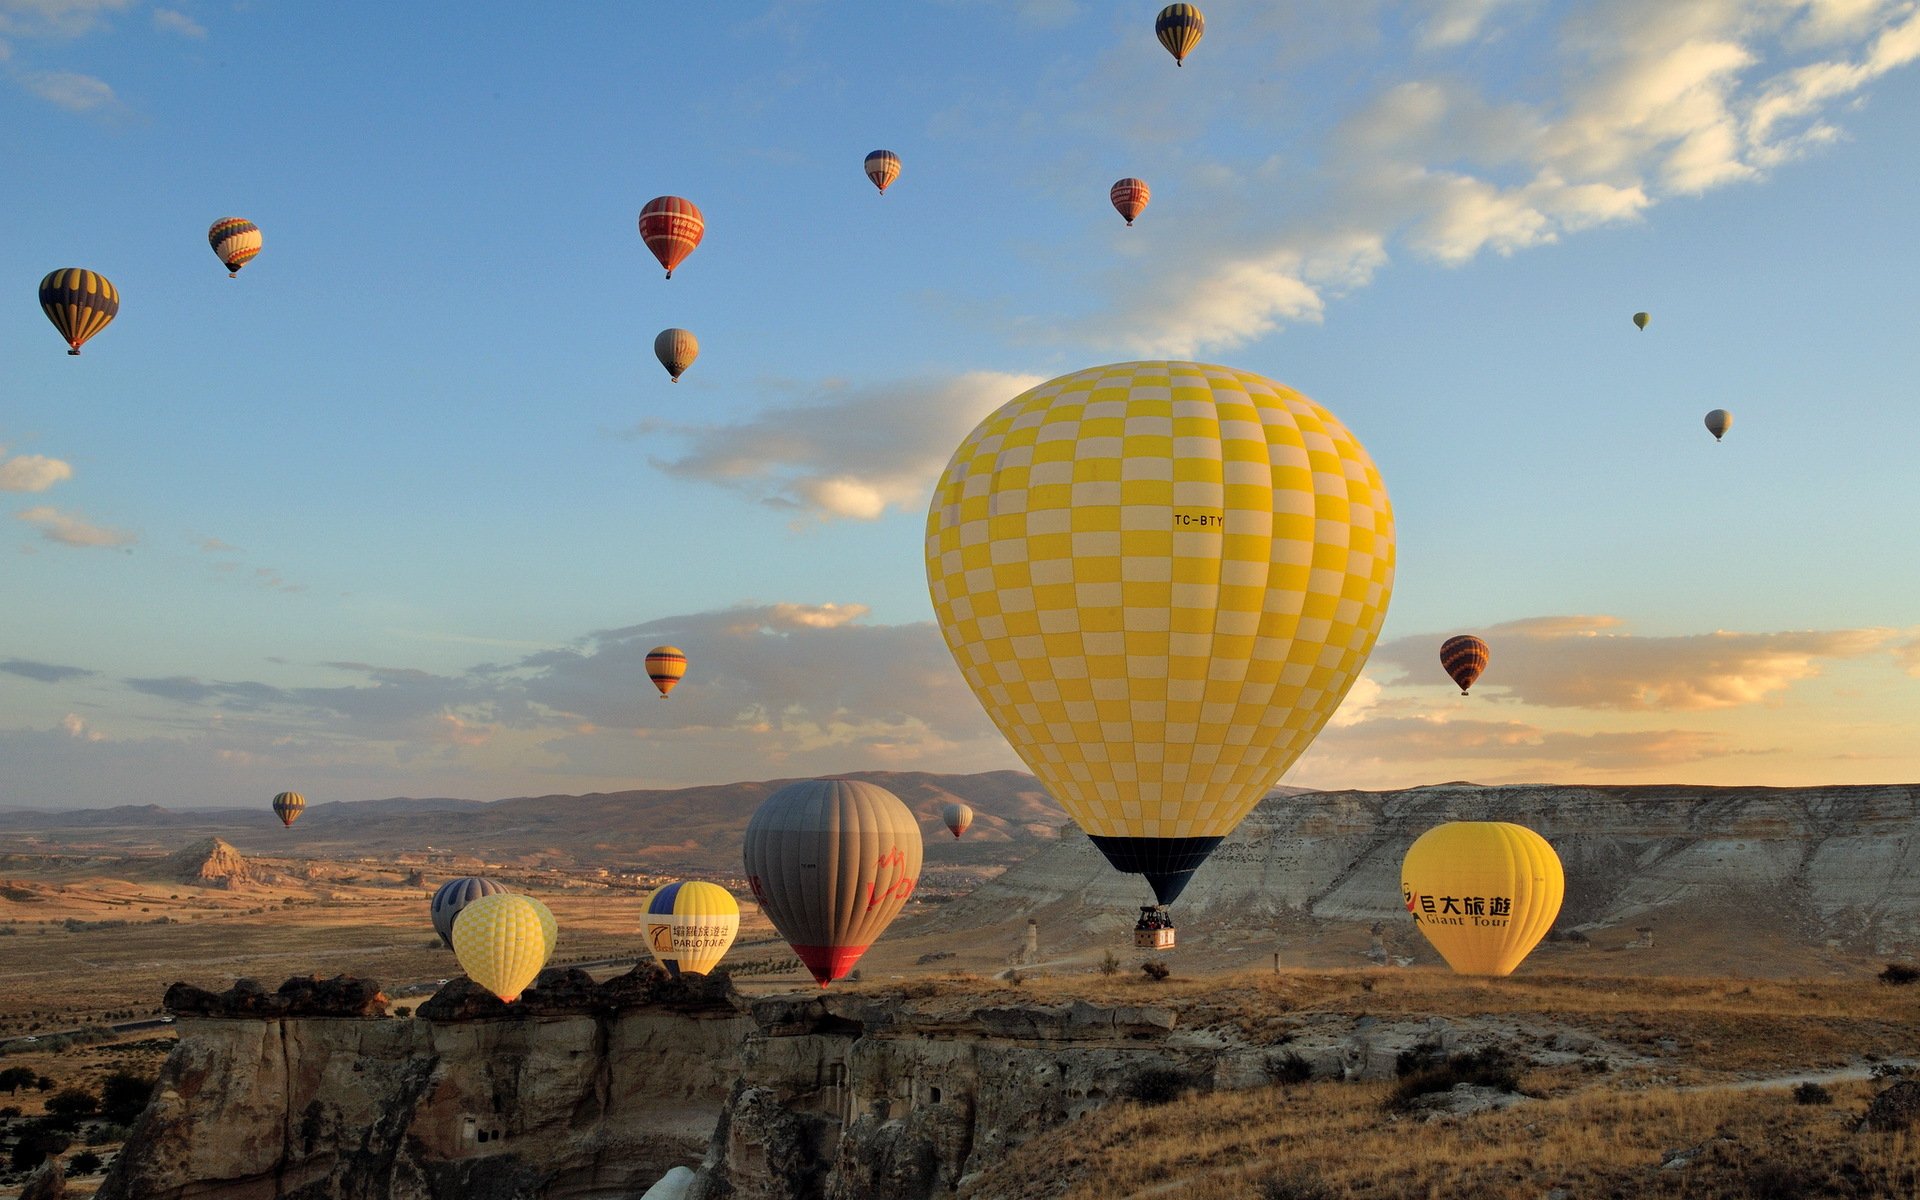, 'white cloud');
151,7,204,37
1049,1,1920,356
641,371,1042,520
14,505,135,548
18,68,117,111
1372,615,1900,710
0,451,72,492
0,0,133,37
60,712,103,742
